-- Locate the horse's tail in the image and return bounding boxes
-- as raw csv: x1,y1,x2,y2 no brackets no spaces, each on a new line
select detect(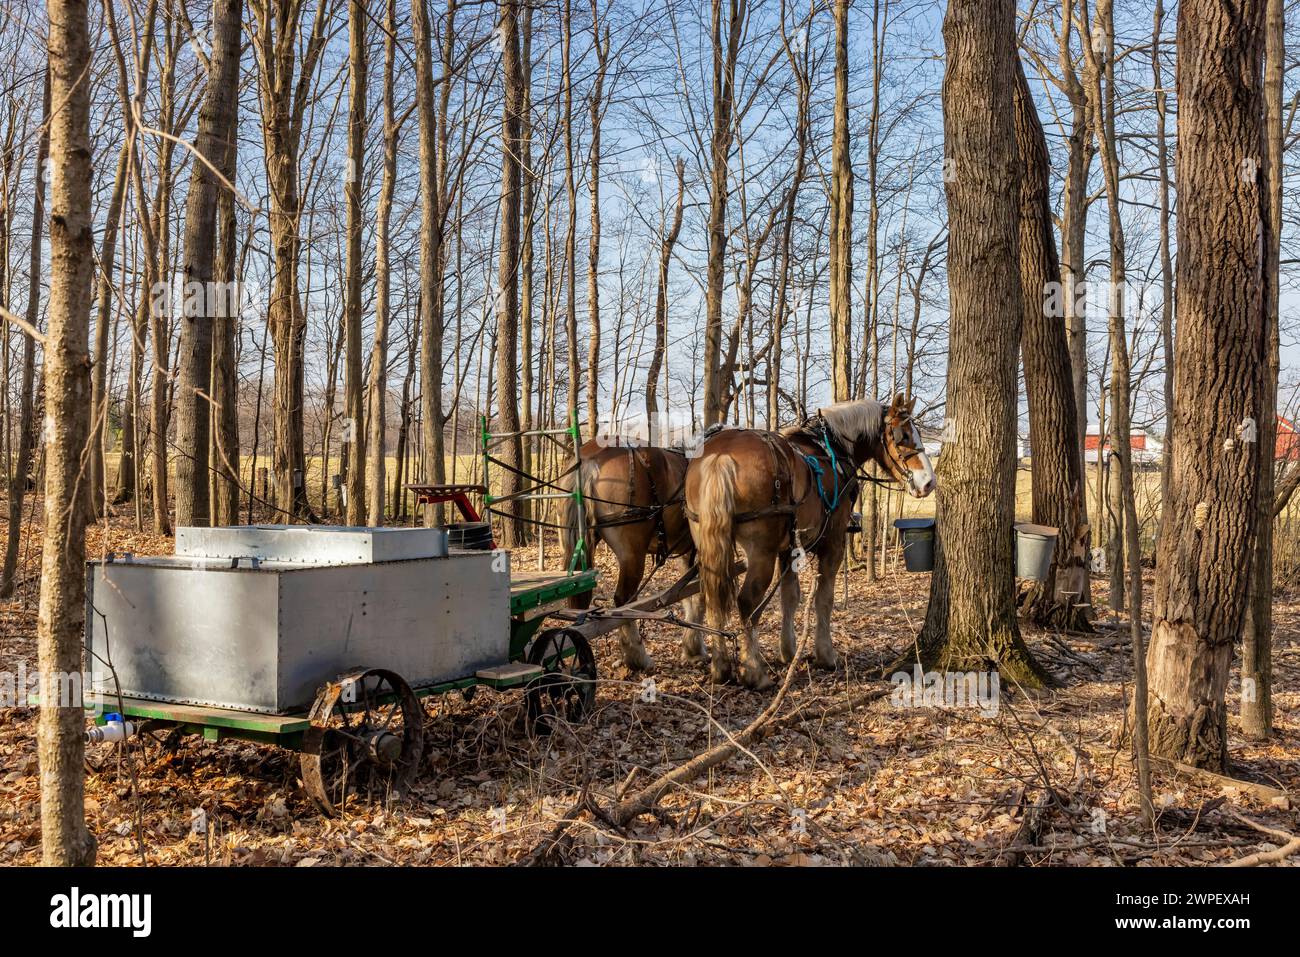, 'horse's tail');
695,454,737,634
560,458,597,574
